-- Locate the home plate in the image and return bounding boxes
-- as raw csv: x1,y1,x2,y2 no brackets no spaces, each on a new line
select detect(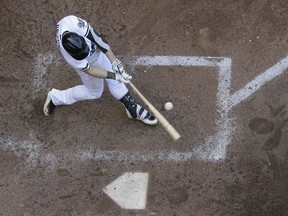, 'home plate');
103,172,149,209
